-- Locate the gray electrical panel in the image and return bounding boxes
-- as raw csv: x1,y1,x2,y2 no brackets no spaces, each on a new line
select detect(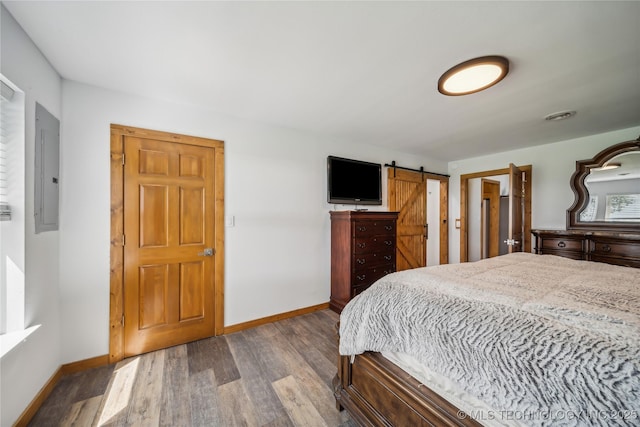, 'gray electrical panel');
35,102,59,233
